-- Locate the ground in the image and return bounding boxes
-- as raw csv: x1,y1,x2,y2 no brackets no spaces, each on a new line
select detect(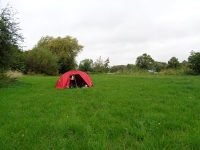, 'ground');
0,74,200,149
